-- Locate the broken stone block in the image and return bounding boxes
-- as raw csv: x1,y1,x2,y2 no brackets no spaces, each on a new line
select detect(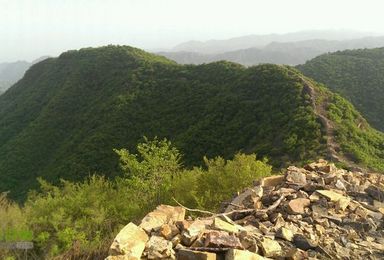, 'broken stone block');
288,198,310,214
373,200,384,209
213,217,239,233
355,206,369,218
157,204,186,222
259,237,282,257
171,234,181,247
316,190,345,202
204,230,243,249
225,186,264,212
159,224,173,240
109,222,148,258
140,205,185,233
176,220,190,231
309,192,320,202
311,204,328,216
108,161,384,260
239,235,258,253
276,227,294,241
315,224,325,236
261,175,285,187
254,186,264,197
181,219,211,246
286,247,308,260
140,212,167,234
336,197,351,211
304,159,334,172
177,249,217,260
105,256,131,260
335,179,346,190
145,235,174,259
191,233,206,247
225,249,266,260
286,169,307,185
